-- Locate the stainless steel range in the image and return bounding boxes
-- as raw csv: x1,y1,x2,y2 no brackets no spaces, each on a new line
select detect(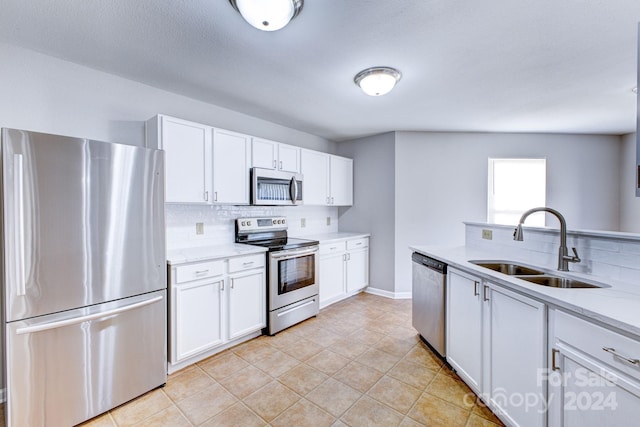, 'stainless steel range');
236,217,319,335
